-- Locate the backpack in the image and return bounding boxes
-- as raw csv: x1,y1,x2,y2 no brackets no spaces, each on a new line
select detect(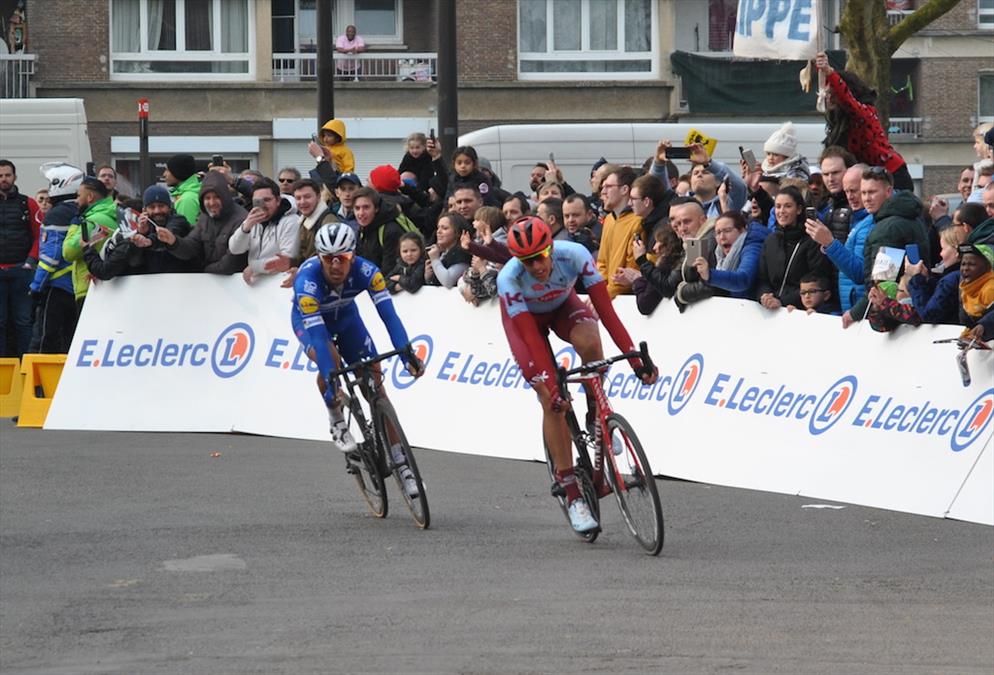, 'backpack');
378,212,420,246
